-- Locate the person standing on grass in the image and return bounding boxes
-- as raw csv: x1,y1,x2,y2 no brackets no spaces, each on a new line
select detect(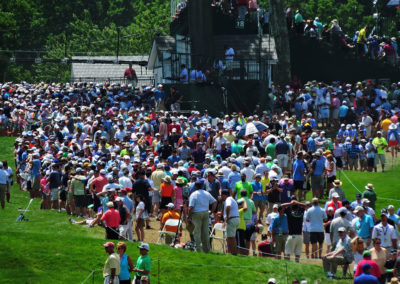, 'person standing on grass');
221,189,240,255
103,242,120,284
117,242,134,284
101,201,121,240
305,197,327,259
2,160,12,203
362,184,377,210
188,180,217,253
372,131,388,172
47,163,62,211
135,195,148,242
0,162,9,209
133,243,151,284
